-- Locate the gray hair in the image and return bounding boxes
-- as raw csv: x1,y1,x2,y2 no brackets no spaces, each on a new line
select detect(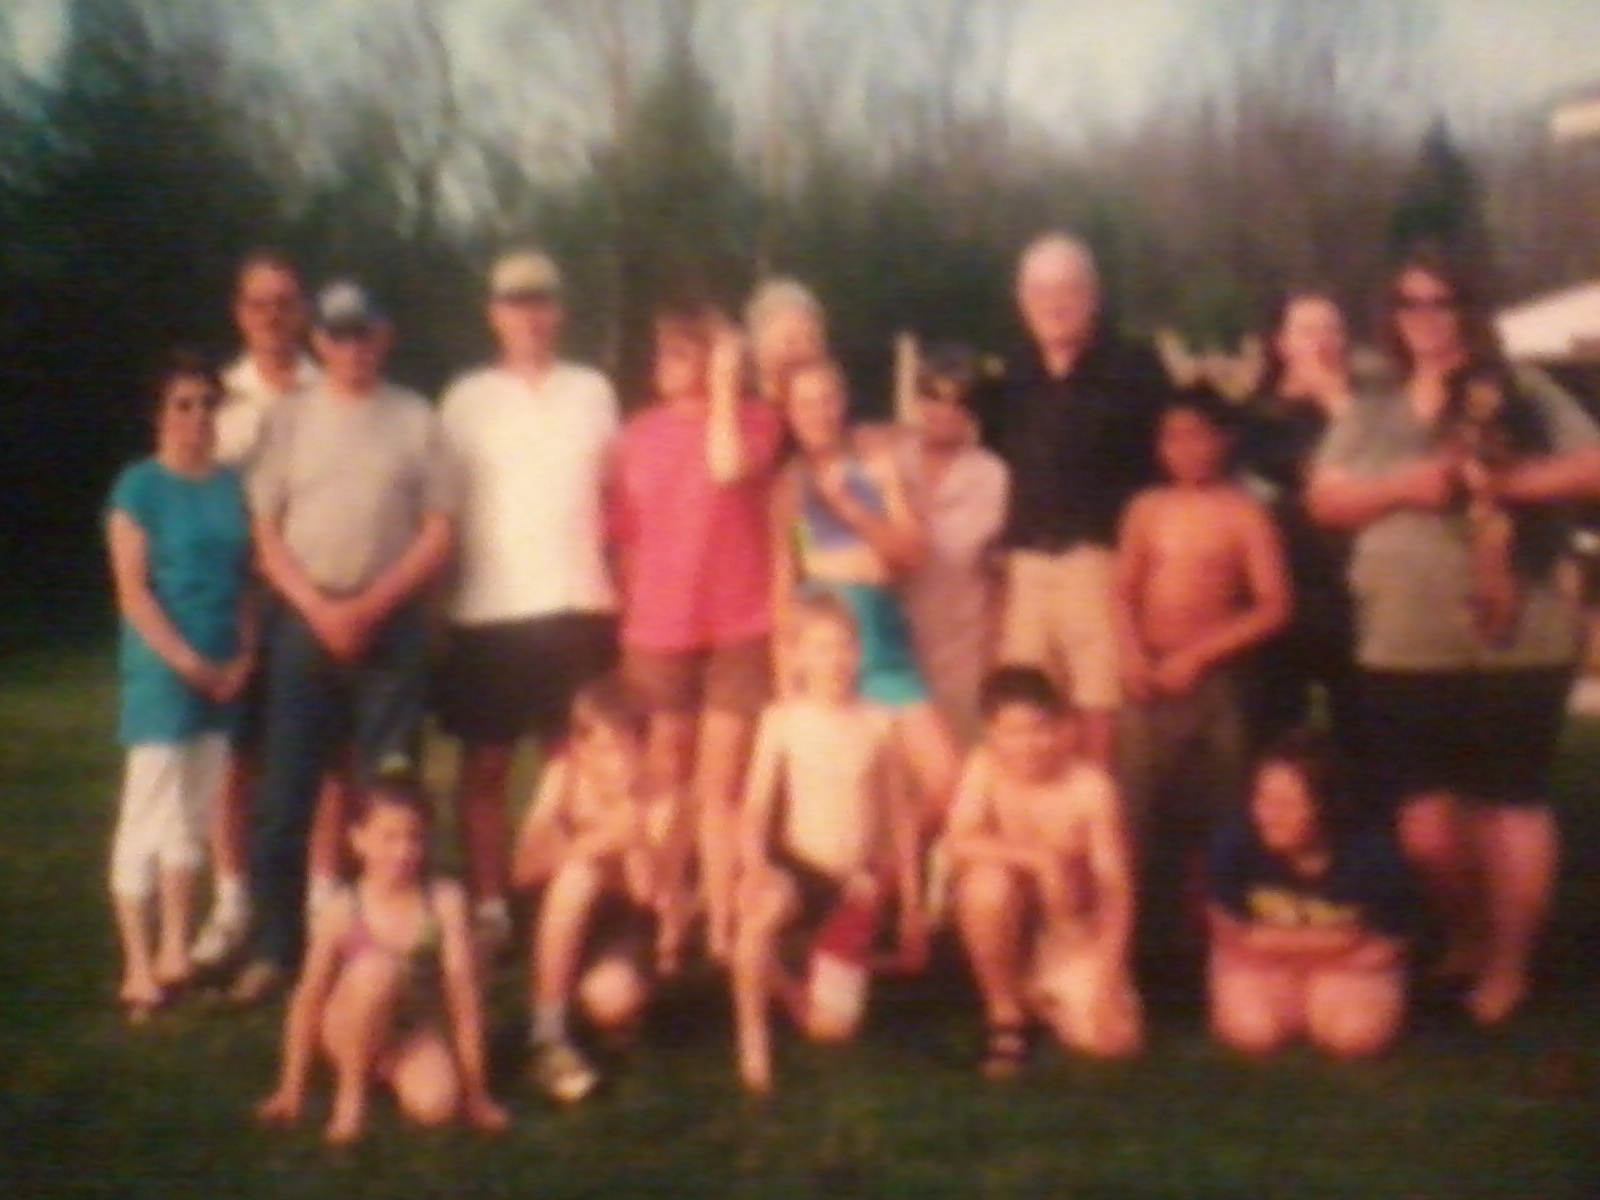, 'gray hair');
744,277,826,335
